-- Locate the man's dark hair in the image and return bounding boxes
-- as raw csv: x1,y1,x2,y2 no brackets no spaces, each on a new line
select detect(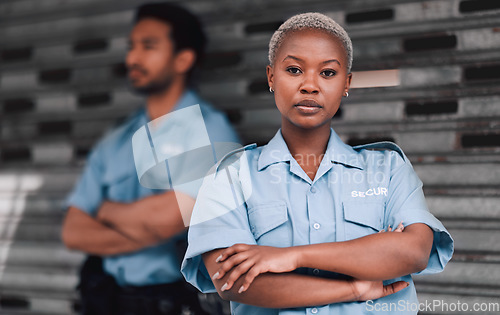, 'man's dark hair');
134,2,207,85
